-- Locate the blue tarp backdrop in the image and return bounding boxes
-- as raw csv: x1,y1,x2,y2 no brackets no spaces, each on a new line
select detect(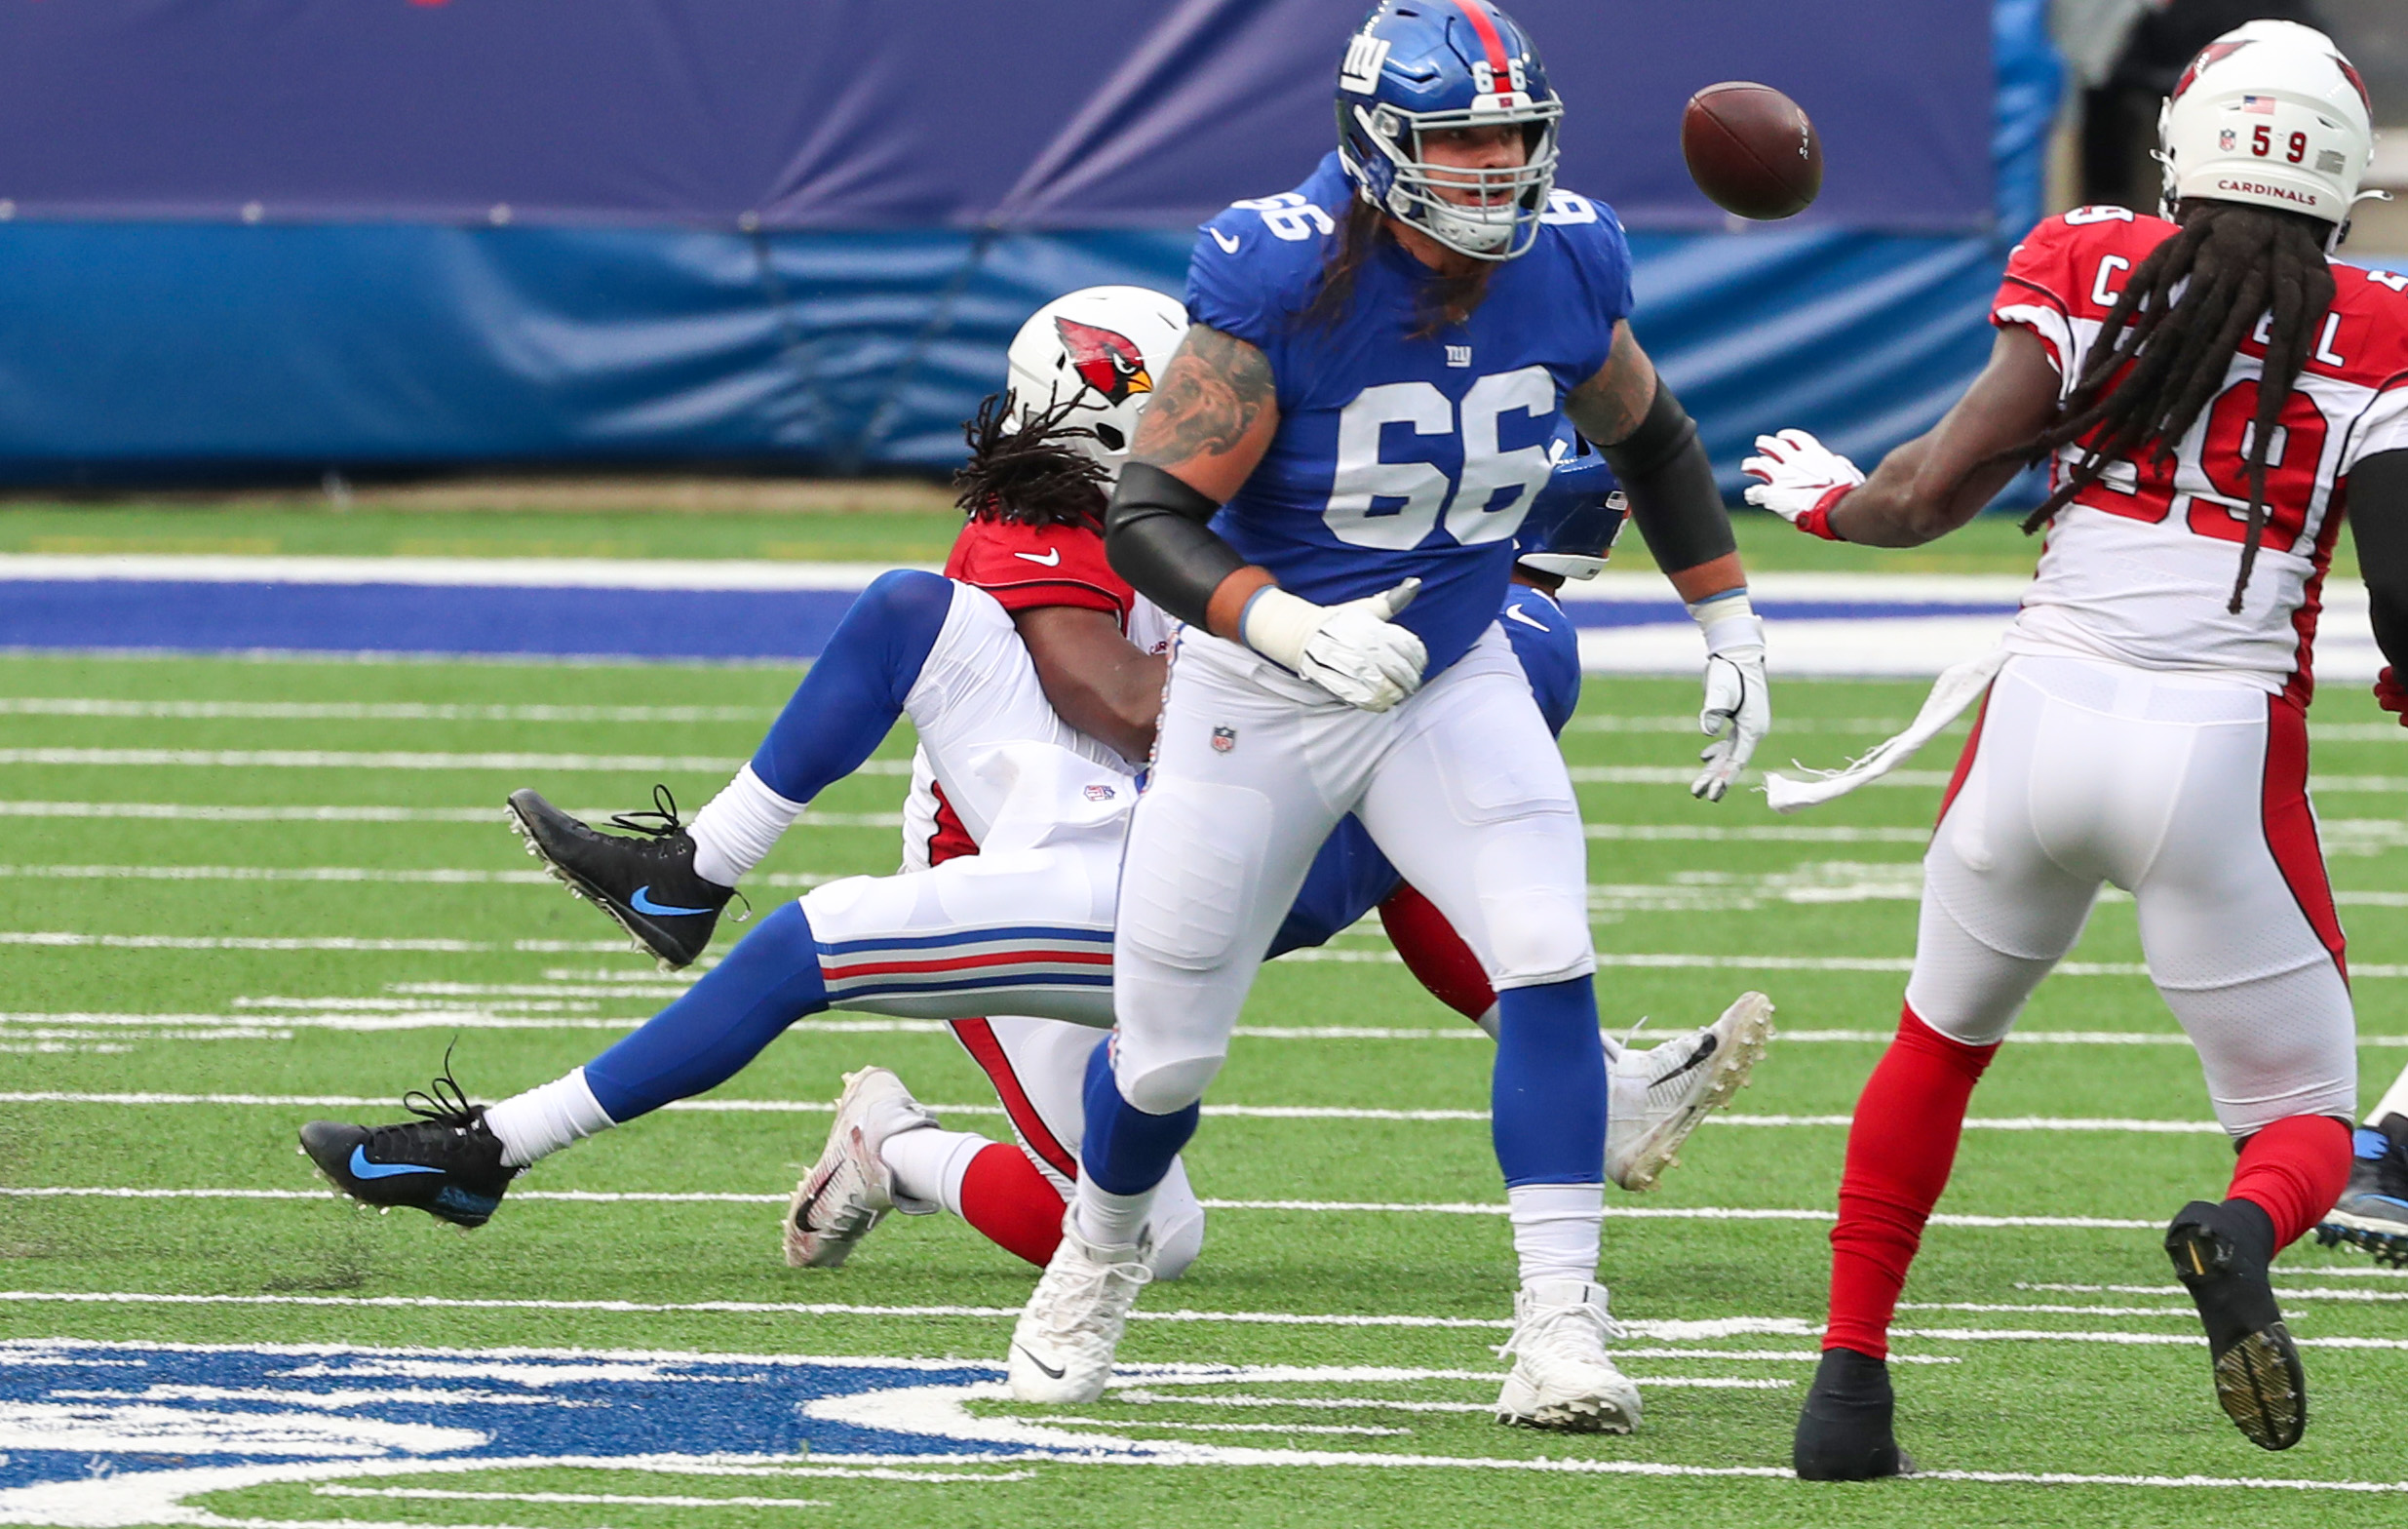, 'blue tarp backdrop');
0,0,2056,487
